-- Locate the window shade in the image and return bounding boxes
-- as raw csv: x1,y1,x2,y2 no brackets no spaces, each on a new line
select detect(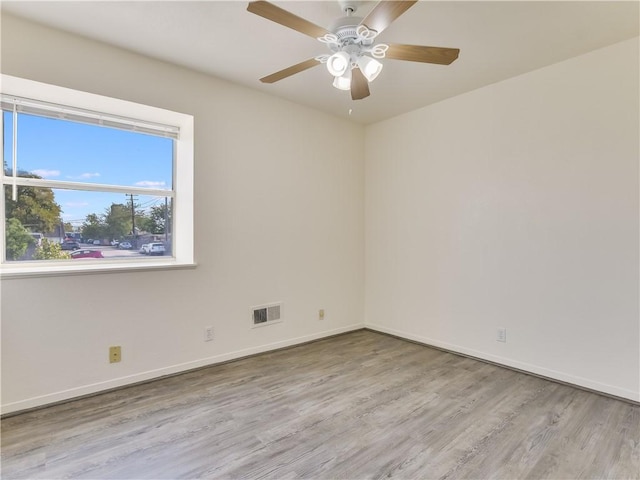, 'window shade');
1,95,180,140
